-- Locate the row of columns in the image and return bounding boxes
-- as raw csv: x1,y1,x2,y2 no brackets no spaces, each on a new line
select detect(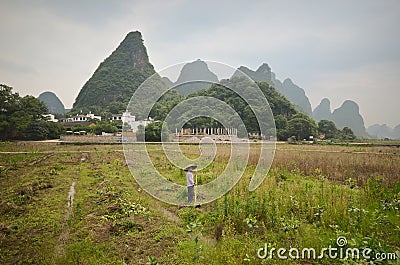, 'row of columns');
175,127,238,136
